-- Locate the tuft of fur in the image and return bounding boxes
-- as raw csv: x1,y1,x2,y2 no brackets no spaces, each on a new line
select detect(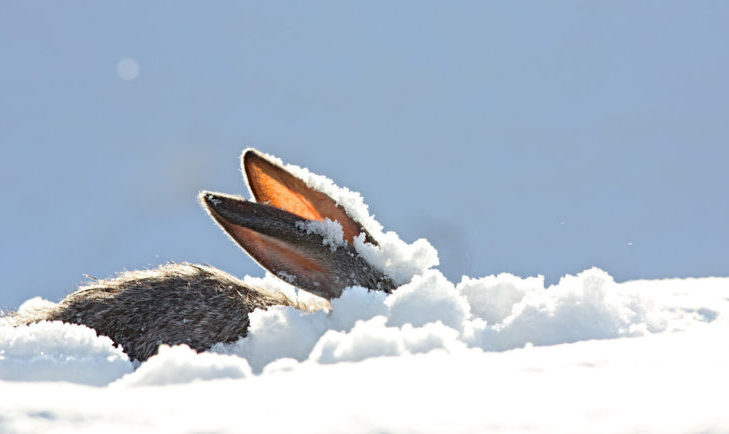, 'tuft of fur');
10,263,303,361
